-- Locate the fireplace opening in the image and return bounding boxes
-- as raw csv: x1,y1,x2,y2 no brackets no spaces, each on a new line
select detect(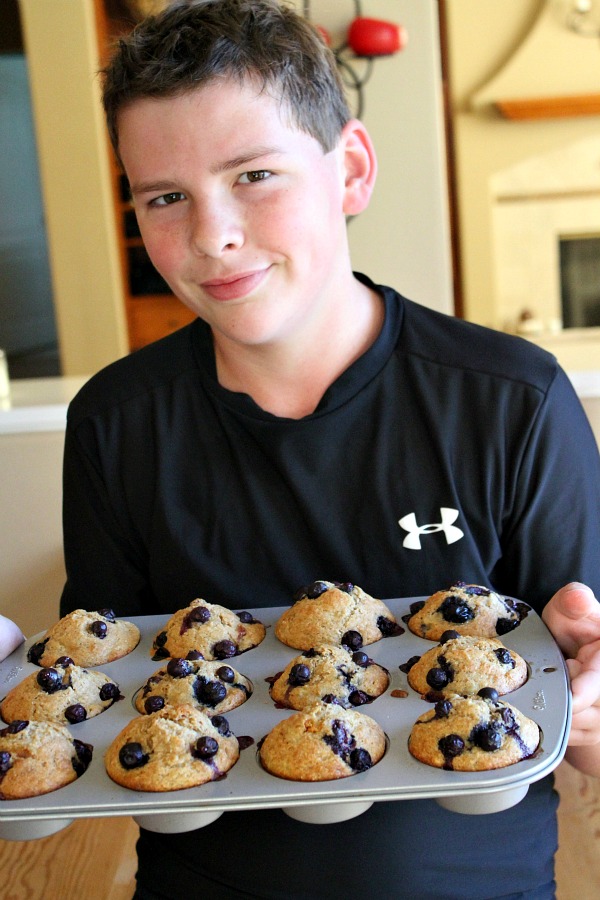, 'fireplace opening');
559,234,600,328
